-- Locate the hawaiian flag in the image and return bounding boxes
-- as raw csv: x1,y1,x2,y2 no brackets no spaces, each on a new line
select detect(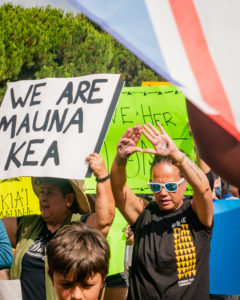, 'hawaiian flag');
66,0,240,187
67,0,240,141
